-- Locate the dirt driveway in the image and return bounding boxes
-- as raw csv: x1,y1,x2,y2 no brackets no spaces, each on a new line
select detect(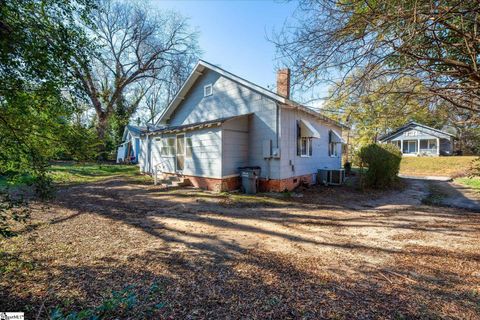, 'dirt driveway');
1,178,480,319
